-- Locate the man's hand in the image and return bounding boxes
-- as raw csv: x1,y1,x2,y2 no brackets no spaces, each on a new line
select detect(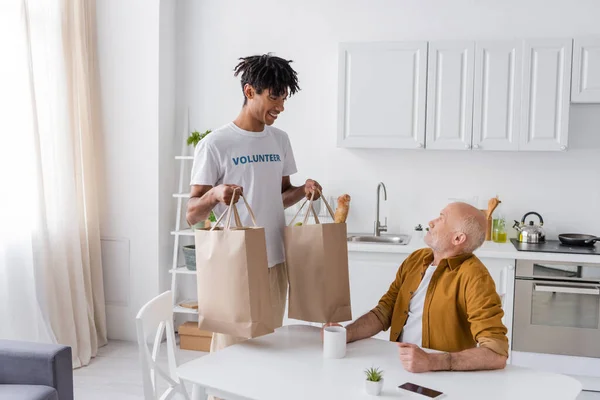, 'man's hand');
304,179,322,200
397,342,432,373
213,184,243,205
